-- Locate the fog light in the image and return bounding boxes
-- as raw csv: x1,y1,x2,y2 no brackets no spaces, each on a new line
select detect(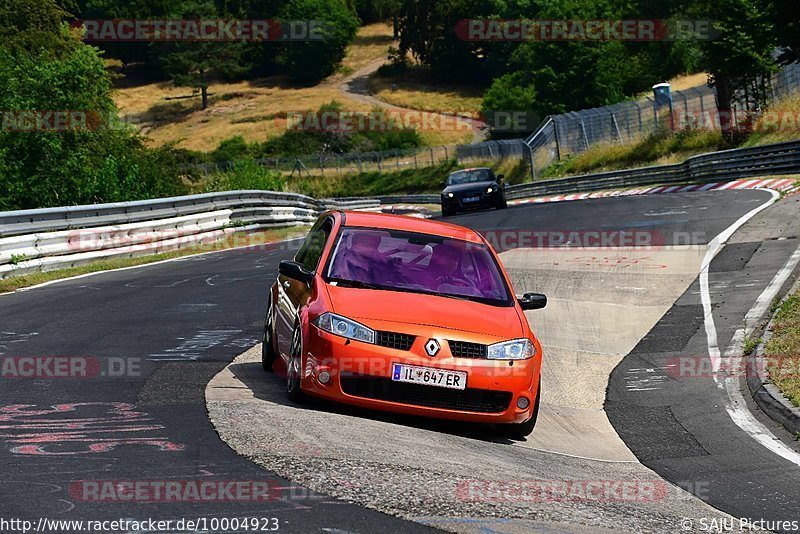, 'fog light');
516,397,530,410
318,371,331,385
